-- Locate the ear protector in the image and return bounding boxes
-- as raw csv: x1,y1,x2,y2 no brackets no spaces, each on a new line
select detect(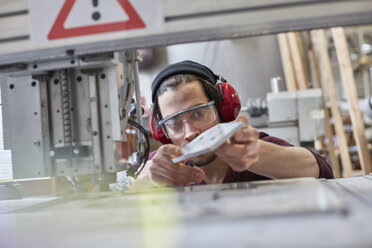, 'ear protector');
149,60,241,144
